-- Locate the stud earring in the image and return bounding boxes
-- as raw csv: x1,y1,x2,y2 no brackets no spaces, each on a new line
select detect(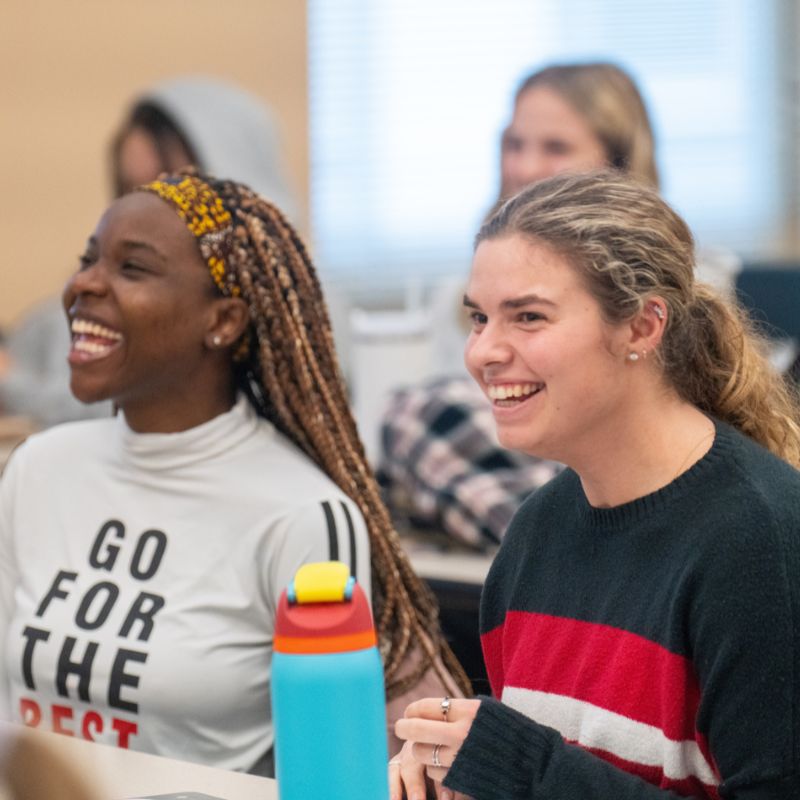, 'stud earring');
651,304,664,321
212,335,222,347
627,352,640,362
